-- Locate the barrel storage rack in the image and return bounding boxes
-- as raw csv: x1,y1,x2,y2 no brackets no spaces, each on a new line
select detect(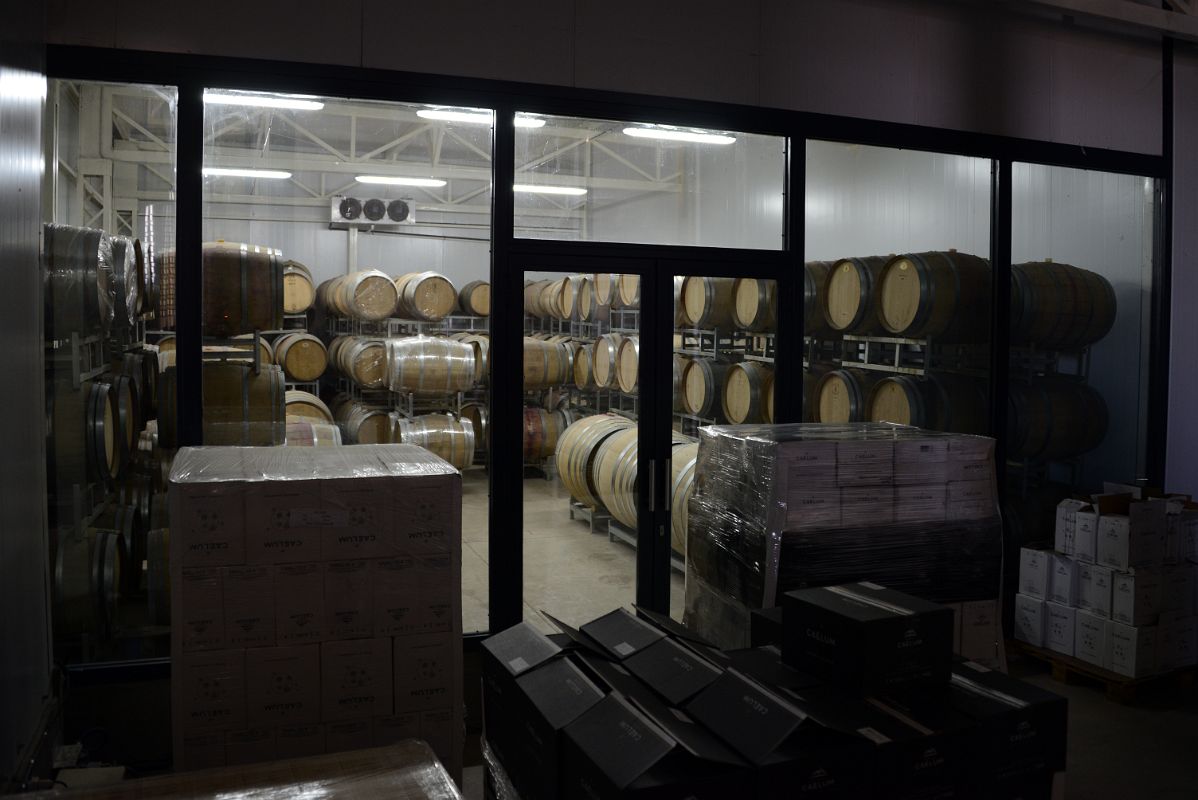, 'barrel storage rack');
45,223,171,662
803,252,1116,509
